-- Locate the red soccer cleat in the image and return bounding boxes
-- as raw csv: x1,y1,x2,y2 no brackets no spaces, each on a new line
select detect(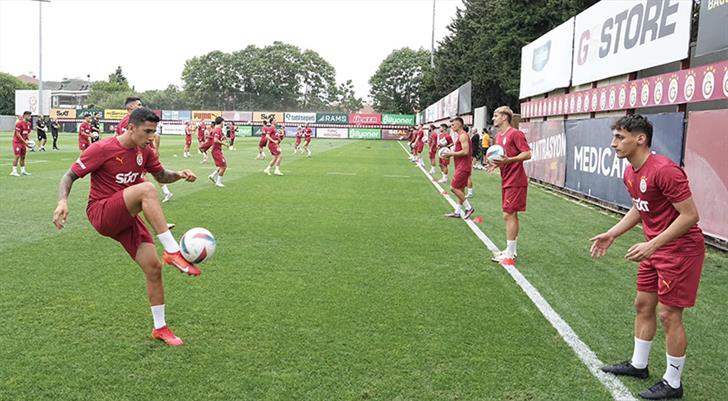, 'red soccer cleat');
151,325,184,346
162,251,201,276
